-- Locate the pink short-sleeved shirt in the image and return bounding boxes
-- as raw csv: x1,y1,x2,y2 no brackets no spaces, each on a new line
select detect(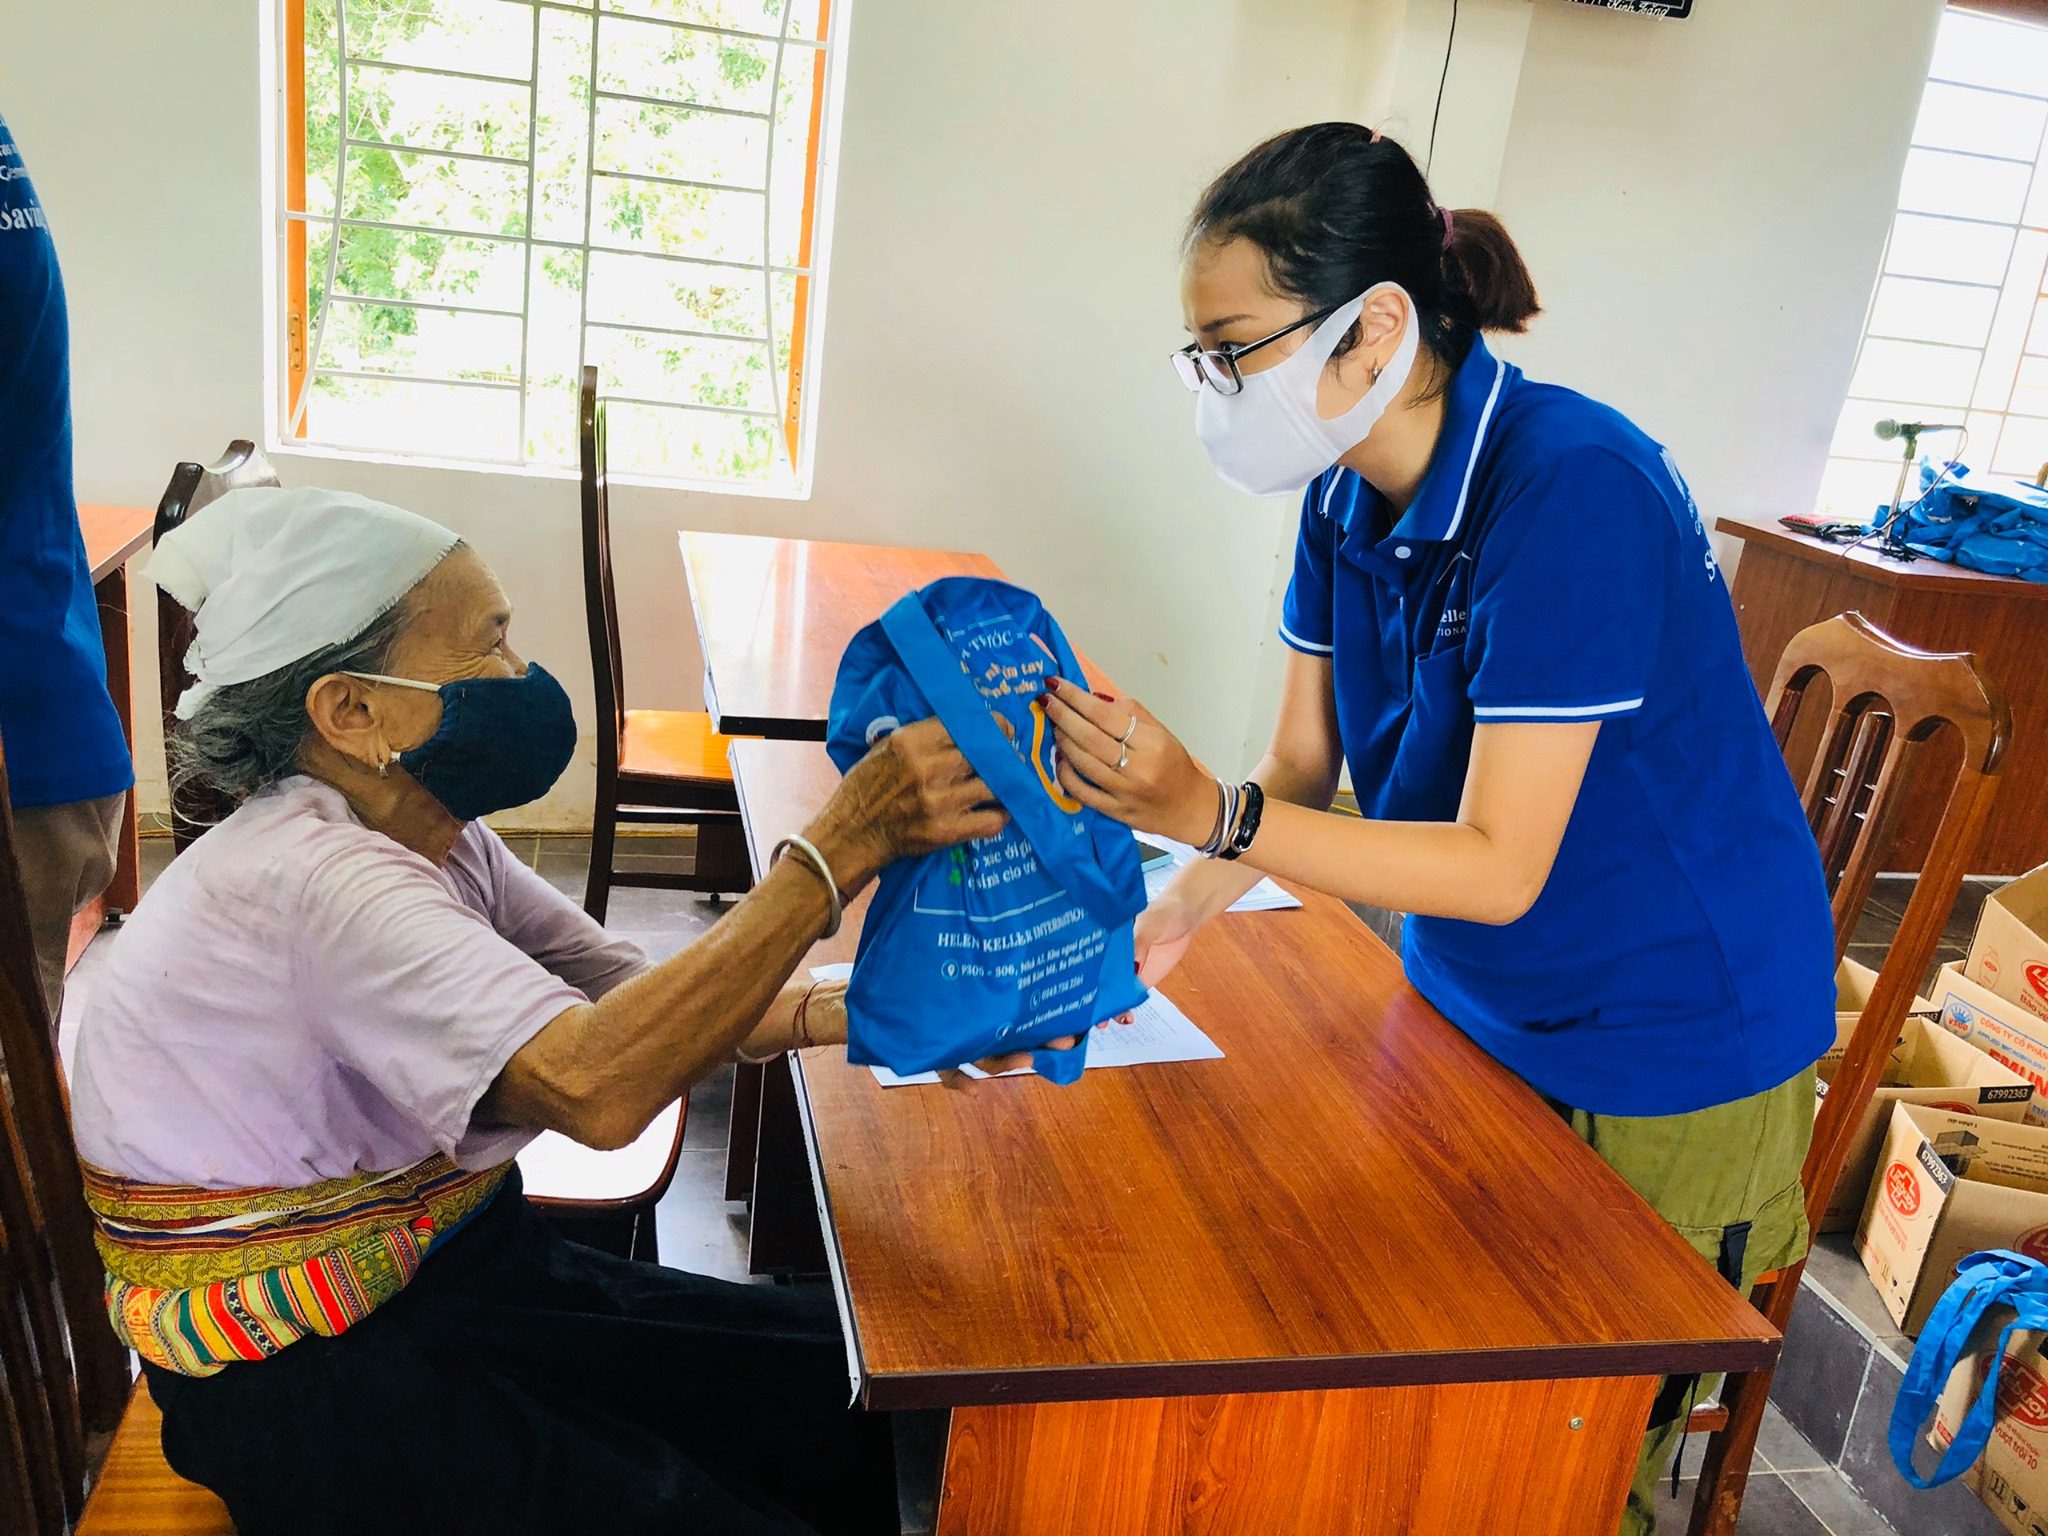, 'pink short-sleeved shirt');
70,776,647,1189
